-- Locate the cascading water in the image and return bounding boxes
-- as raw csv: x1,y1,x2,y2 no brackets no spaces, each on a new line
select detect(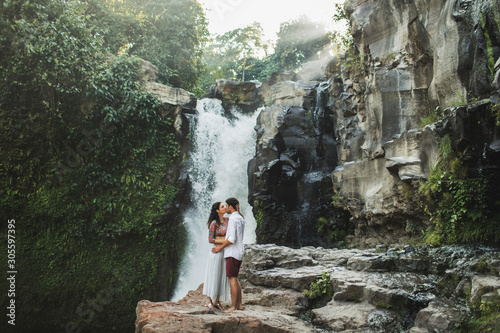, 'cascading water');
171,98,258,301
